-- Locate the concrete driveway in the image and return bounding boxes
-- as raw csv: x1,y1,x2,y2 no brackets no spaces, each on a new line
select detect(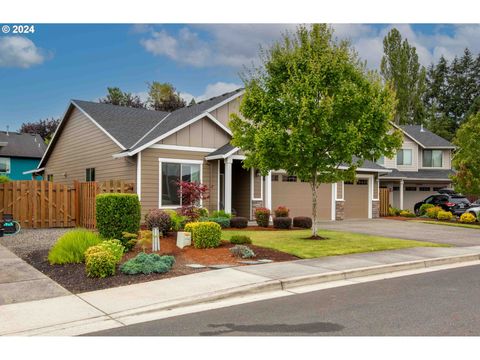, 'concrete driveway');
318,219,480,247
